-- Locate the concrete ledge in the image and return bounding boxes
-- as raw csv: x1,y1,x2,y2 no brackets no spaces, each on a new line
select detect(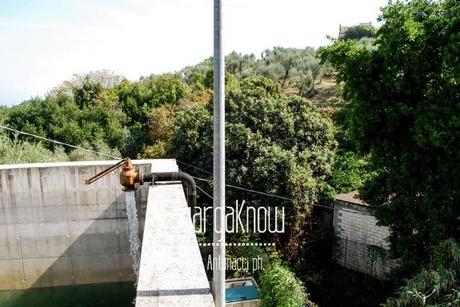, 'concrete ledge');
136,166,214,306
0,159,162,170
